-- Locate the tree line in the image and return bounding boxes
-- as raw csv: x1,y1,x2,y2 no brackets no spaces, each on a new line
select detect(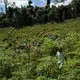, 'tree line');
0,0,80,28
